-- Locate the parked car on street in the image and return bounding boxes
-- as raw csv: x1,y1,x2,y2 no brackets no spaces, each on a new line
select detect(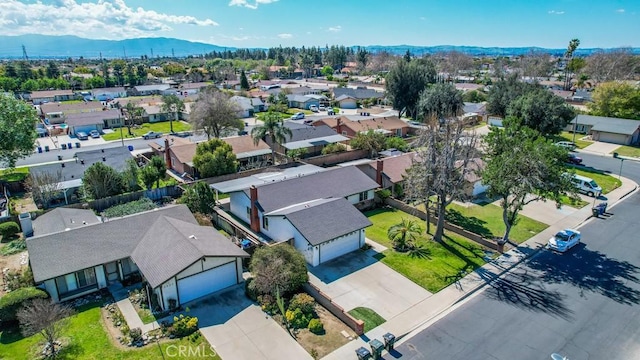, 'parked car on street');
571,174,602,197
76,131,88,140
89,130,101,138
142,131,163,139
548,228,581,252
566,153,583,165
291,112,305,120
555,141,577,151
318,105,326,111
